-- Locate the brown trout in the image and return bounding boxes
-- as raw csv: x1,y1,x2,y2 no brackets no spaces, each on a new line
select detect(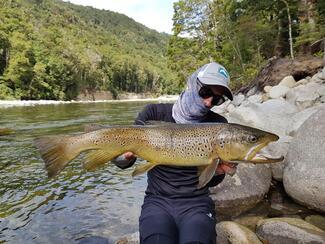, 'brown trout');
35,123,283,188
